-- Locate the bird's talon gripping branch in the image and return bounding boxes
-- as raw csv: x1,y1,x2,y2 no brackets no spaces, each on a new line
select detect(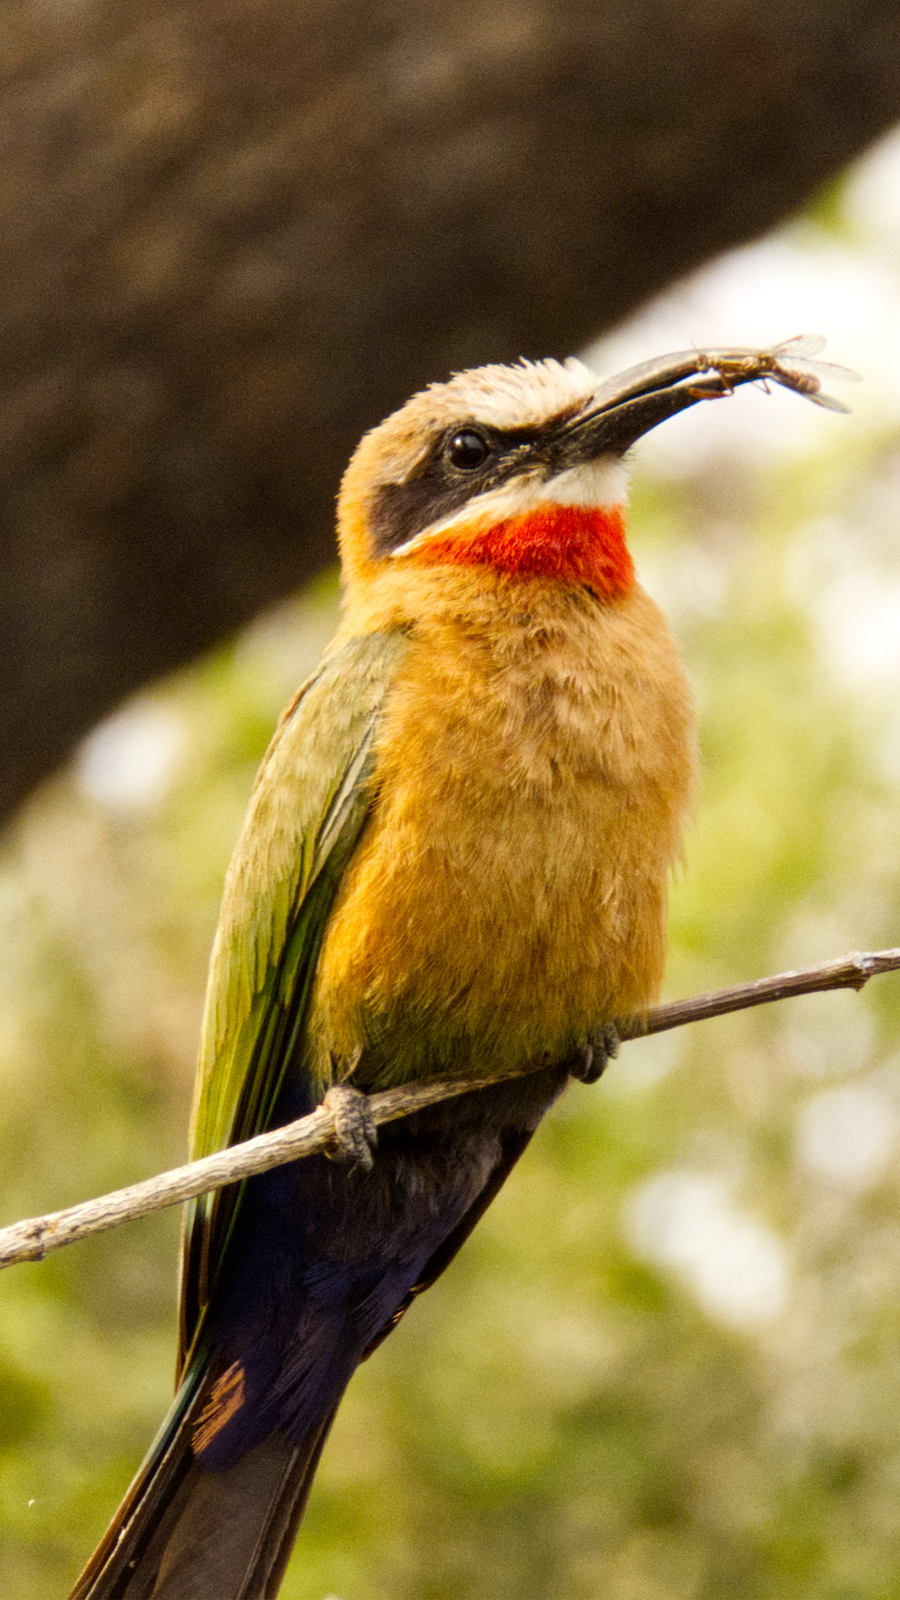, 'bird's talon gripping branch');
570,1021,622,1085
323,1084,378,1171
